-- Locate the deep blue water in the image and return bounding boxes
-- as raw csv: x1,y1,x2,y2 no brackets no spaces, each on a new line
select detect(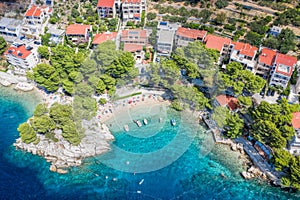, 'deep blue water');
0,86,300,199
